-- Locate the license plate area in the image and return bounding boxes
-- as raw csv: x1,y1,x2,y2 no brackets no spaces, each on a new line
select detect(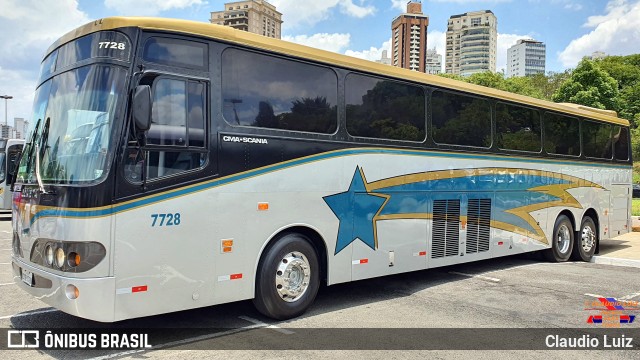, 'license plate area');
21,268,33,287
